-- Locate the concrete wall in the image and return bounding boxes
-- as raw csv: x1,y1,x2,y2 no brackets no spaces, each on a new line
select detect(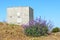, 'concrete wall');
7,7,33,25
